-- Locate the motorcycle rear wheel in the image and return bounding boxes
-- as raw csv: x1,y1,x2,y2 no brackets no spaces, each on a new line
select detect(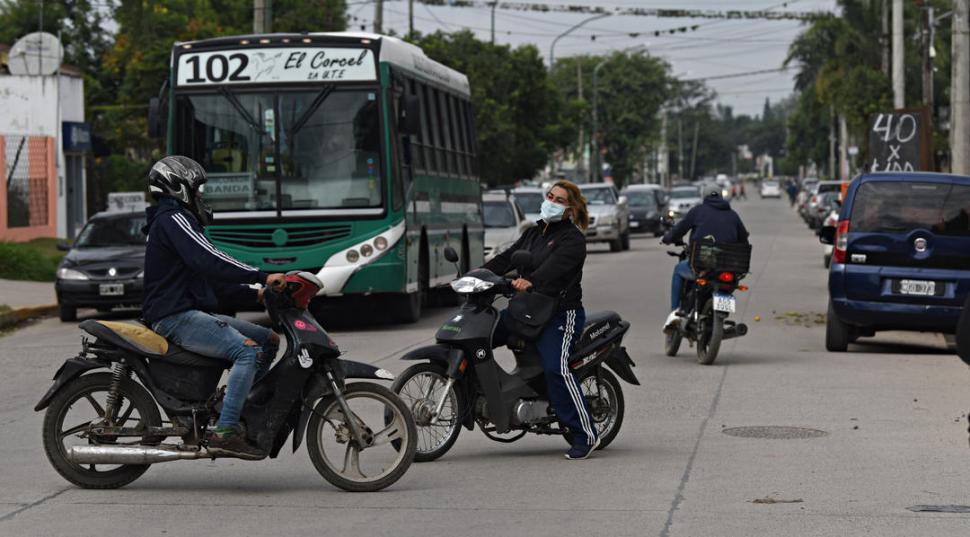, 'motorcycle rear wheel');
391,363,462,462
564,368,624,449
696,299,724,365
42,372,163,489
306,382,417,492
